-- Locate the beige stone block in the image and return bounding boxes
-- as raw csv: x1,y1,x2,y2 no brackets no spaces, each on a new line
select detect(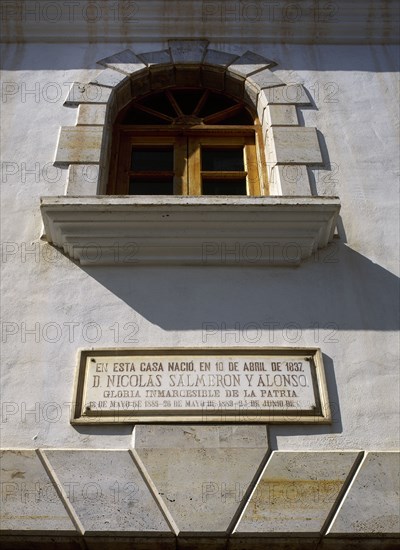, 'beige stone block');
265,104,299,126
236,451,359,534
97,49,147,75
246,69,285,90
245,74,285,109
328,452,400,535
201,67,225,91
55,126,103,165
90,68,129,89
243,82,259,109
0,449,76,533
150,66,176,91
77,104,107,126
257,99,266,125
43,450,172,534
271,165,312,195
131,73,151,99
115,80,132,112
169,39,209,64
260,84,311,105
135,425,268,449
106,96,118,125
228,51,276,78
175,66,202,87
225,72,244,99
66,165,100,195
269,127,323,164
64,82,112,106
134,426,268,534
